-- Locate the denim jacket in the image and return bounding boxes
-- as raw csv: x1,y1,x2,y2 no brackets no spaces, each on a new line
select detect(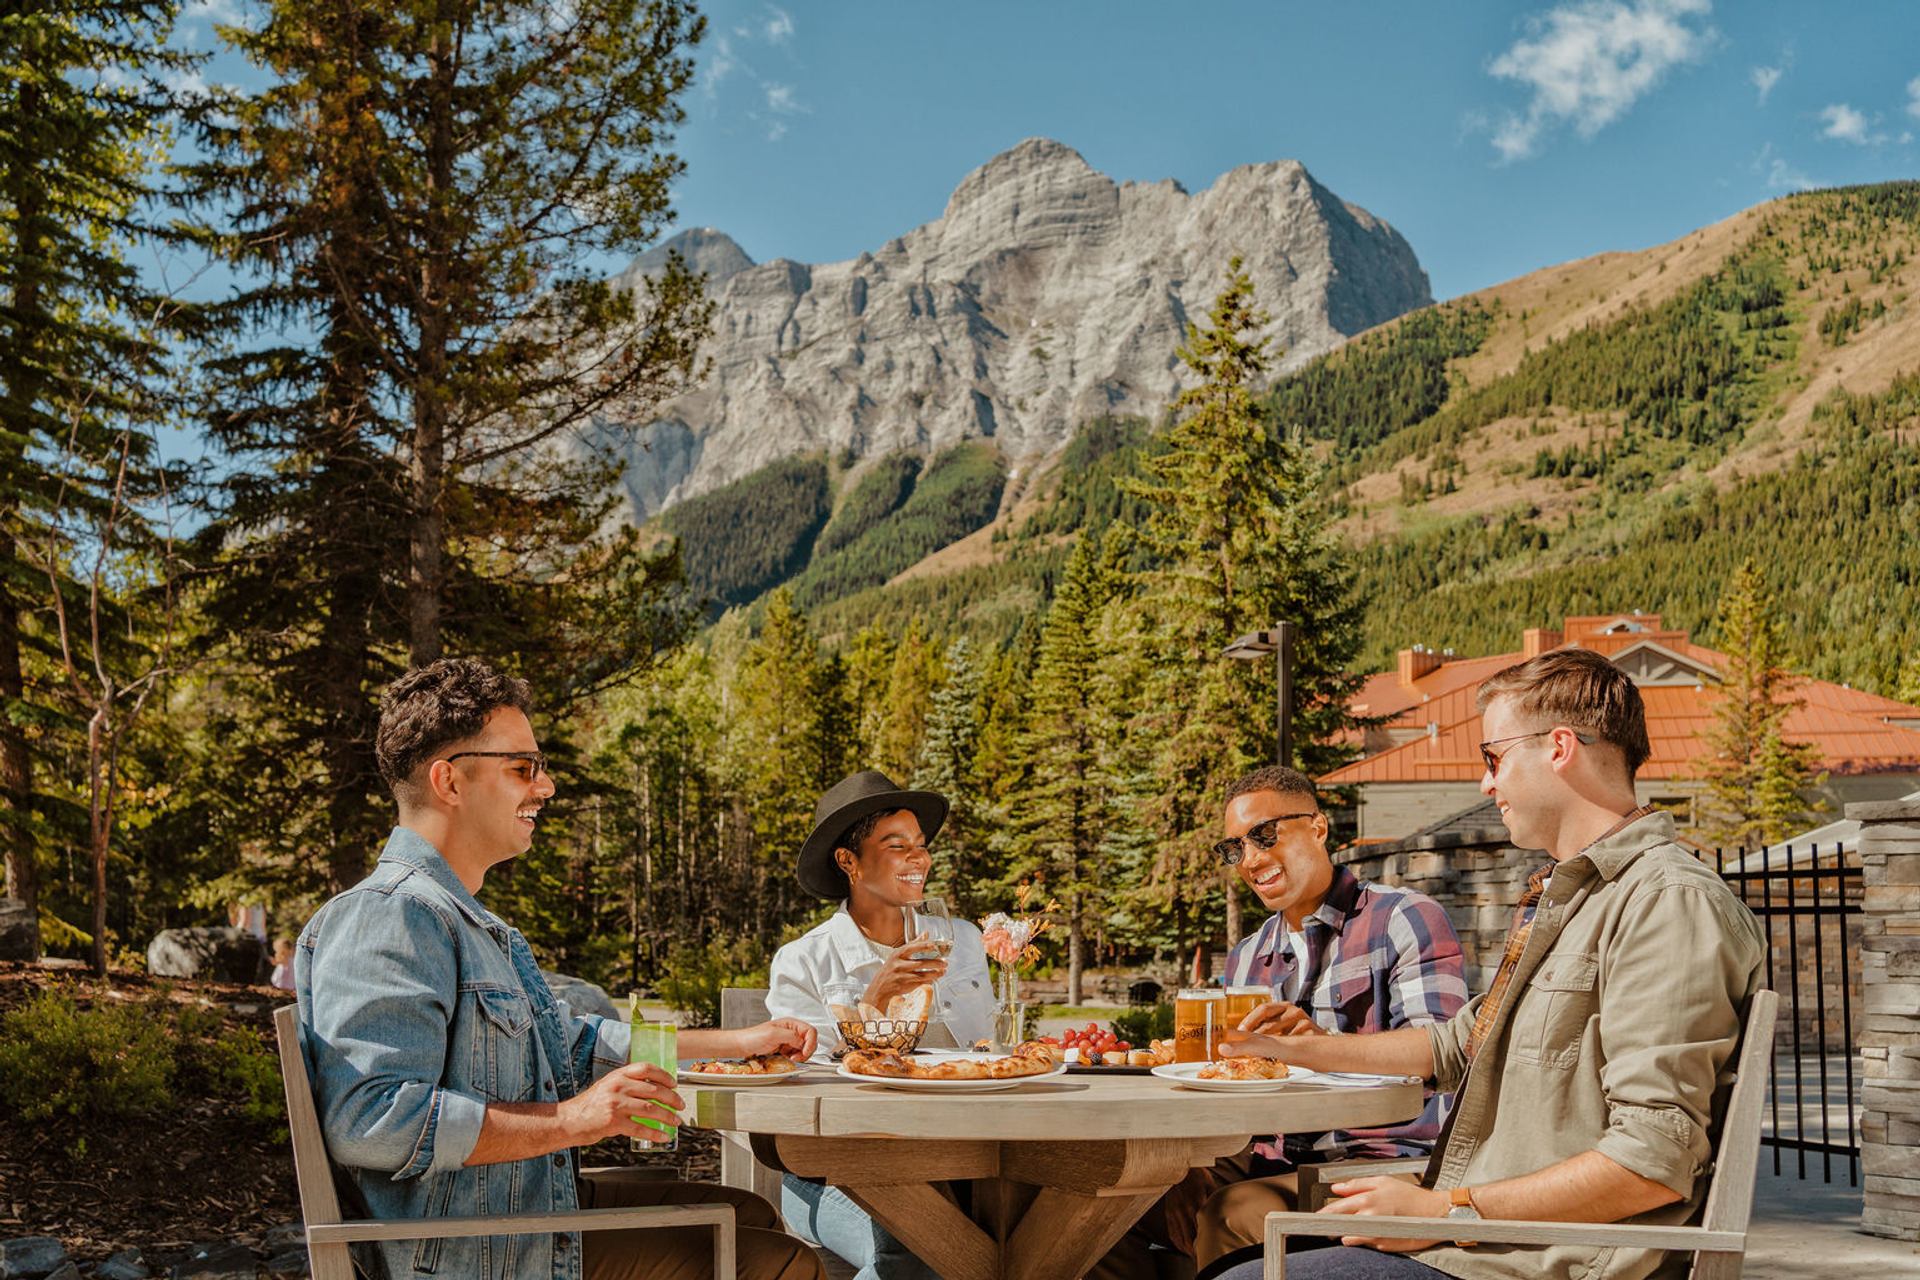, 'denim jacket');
295,827,632,1280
